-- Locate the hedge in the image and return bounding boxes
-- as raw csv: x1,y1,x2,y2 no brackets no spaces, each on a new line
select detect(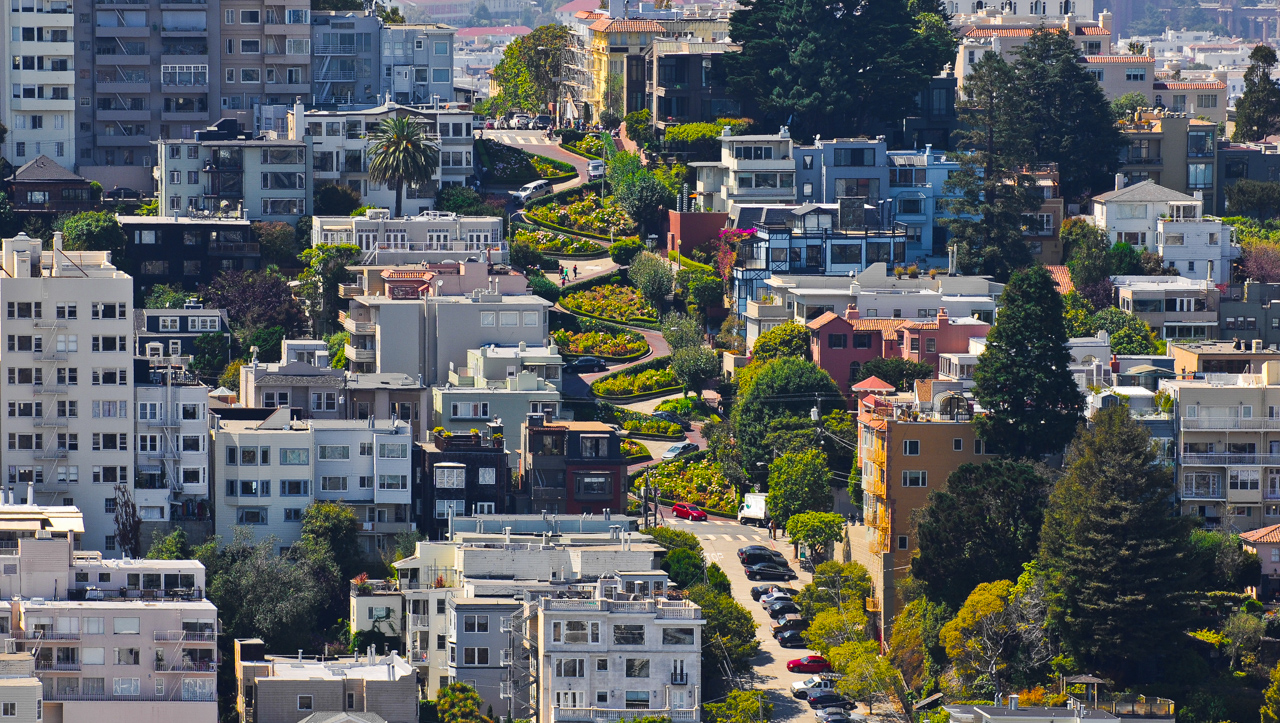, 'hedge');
596,386,684,402
560,299,660,331
561,270,629,297
551,317,651,362
511,223,609,260
525,214,636,245
626,453,653,463
531,153,576,173
591,355,678,400
628,430,686,441
561,143,603,161
668,250,714,273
